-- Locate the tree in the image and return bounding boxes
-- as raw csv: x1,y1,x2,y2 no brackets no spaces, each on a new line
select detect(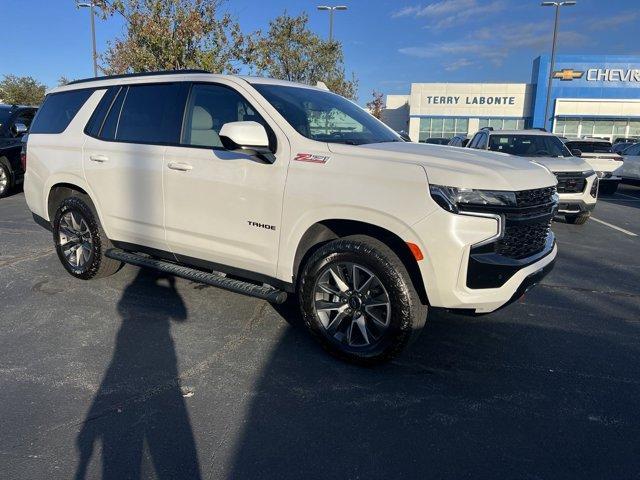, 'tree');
57,76,72,87
95,0,246,74
366,91,385,119
246,12,358,100
0,75,47,105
